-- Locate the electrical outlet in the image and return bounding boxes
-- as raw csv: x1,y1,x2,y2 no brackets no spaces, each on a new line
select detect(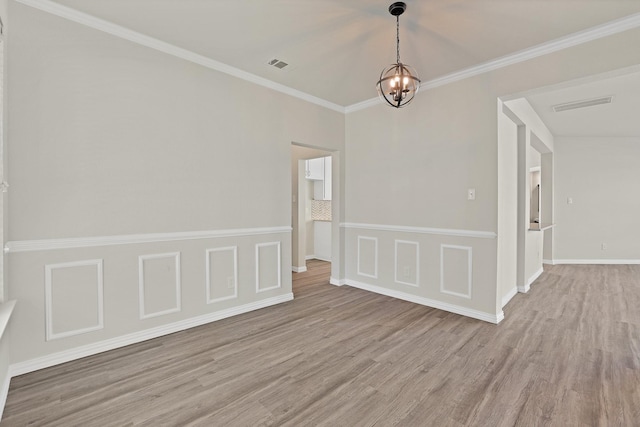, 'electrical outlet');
227,276,235,289
601,243,607,251
567,197,573,204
